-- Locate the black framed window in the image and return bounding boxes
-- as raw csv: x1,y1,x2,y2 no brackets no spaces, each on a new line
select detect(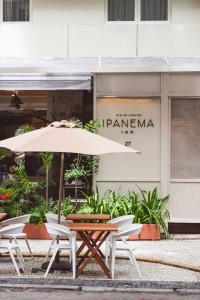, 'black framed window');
108,0,135,21
141,0,168,21
3,0,30,22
